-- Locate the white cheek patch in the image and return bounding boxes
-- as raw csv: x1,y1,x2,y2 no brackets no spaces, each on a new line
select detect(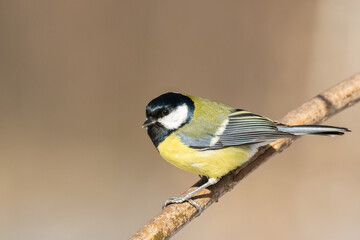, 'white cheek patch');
158,104,189,130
